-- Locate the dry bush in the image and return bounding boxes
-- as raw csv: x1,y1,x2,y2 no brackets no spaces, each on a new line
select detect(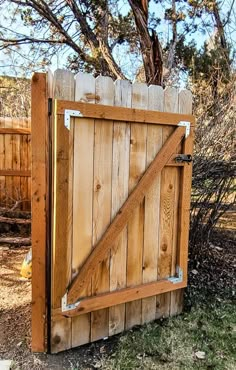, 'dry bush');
190,77,235,244
0,76,30,117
